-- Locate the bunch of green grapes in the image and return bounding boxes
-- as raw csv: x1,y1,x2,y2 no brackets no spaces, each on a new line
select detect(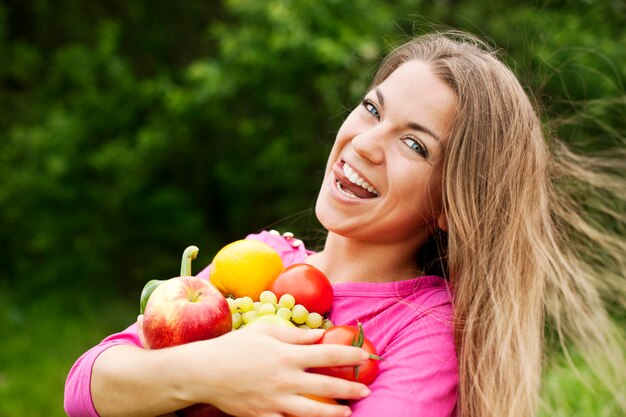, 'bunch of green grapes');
226,290,334,330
